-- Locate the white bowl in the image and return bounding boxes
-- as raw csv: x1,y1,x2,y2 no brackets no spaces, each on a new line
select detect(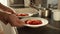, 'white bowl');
21,17,48,28
17,13,33,18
